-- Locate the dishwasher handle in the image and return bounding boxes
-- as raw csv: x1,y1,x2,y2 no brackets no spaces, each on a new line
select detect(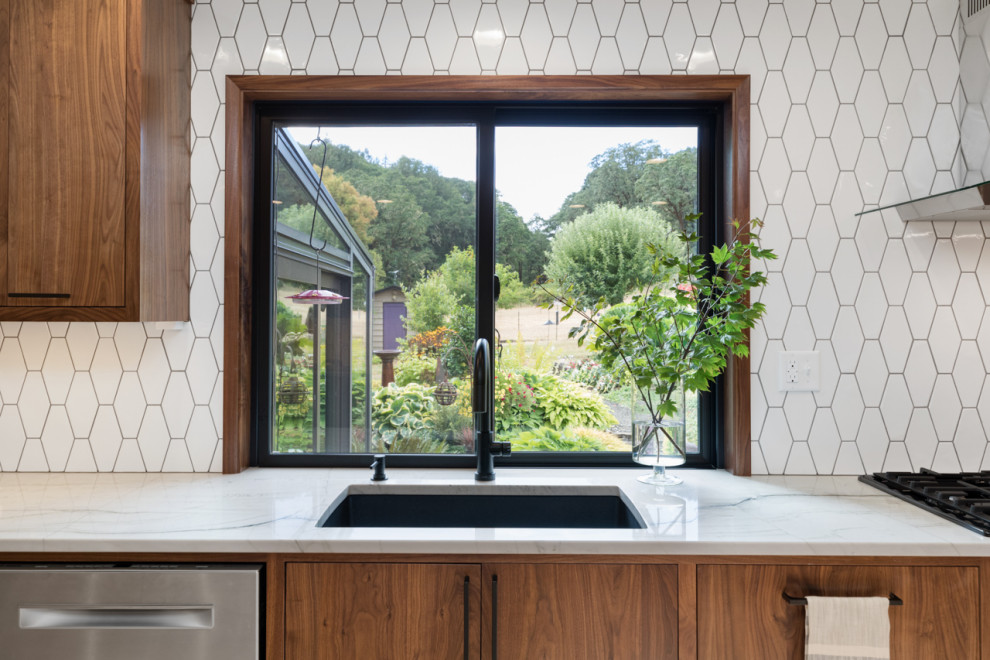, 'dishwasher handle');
20,606,215,630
